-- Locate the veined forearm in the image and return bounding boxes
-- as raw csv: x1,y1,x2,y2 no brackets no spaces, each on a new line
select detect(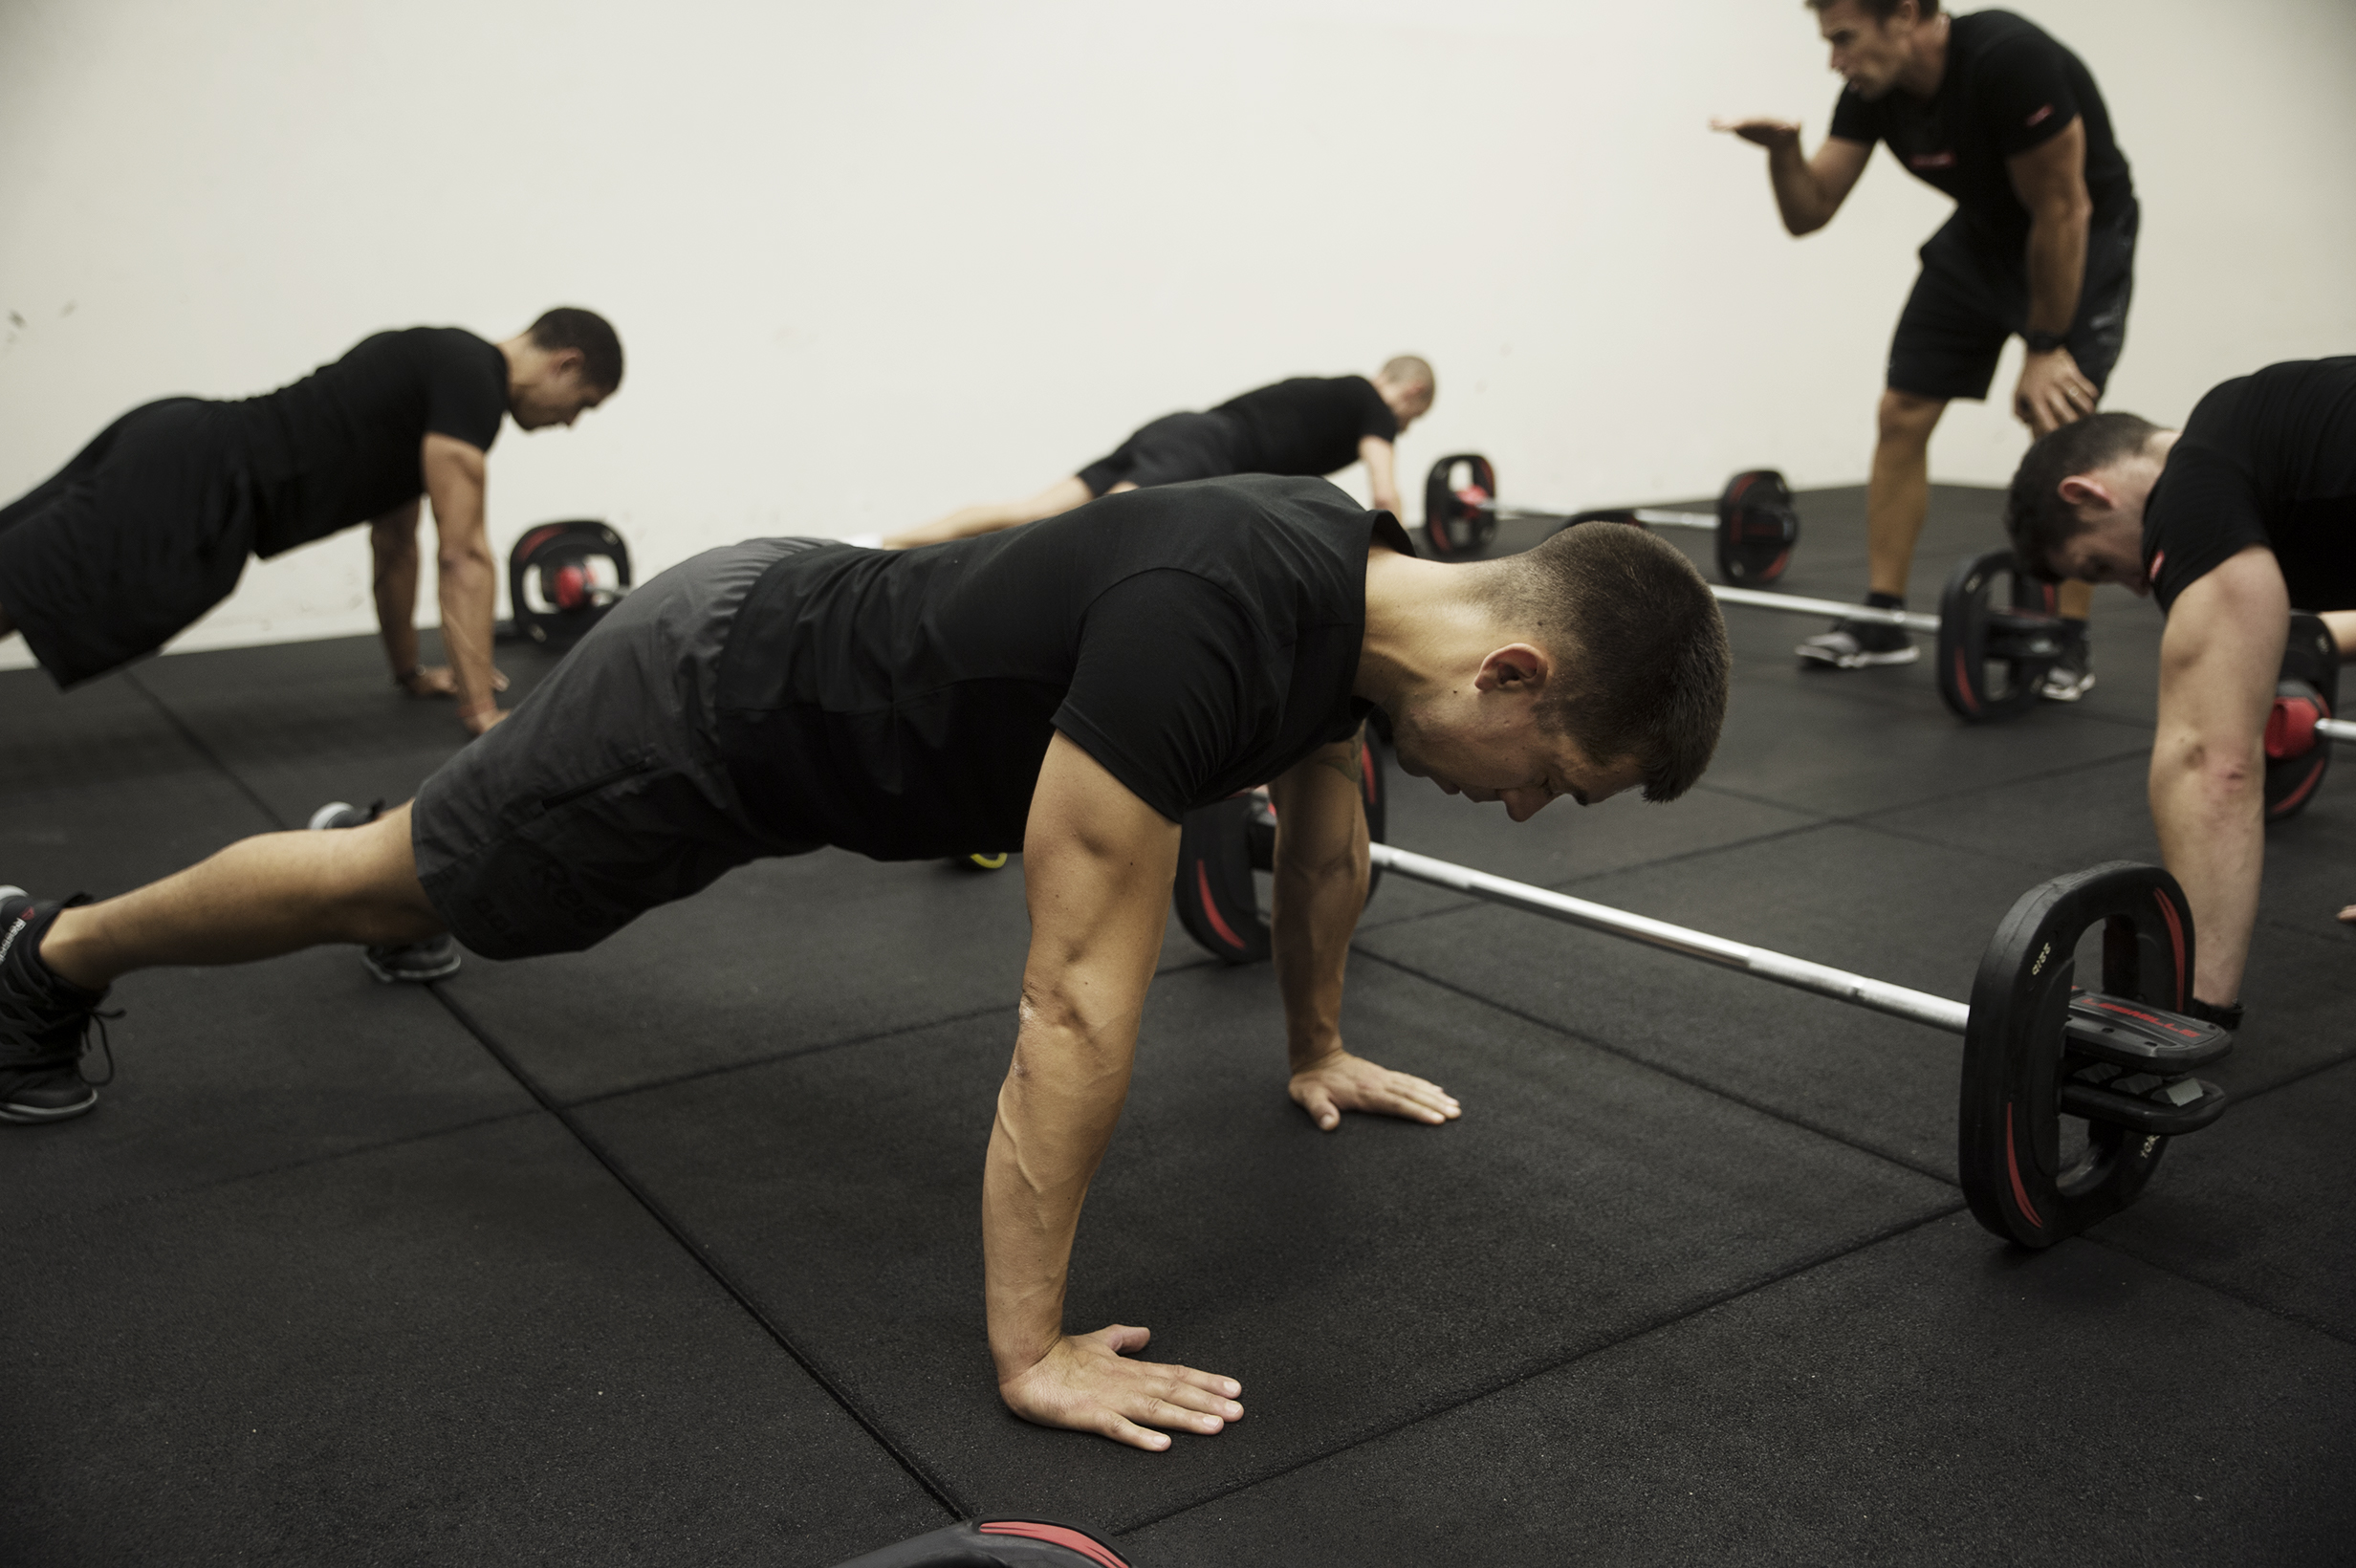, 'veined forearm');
1765,142,1828,234
1271,847,1366,1069
434,534,500,715
2021,207,2089,336
2149,740,2265,1003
